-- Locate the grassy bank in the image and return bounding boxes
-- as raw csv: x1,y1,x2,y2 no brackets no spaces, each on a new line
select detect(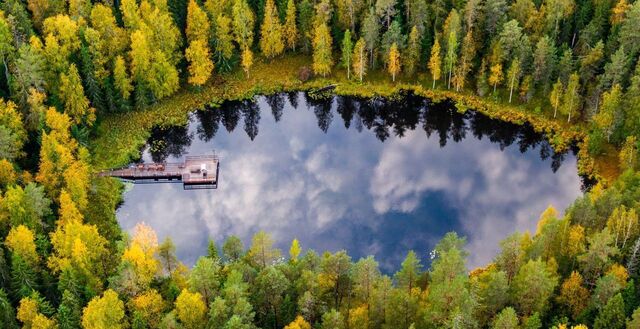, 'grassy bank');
91,54,618,184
